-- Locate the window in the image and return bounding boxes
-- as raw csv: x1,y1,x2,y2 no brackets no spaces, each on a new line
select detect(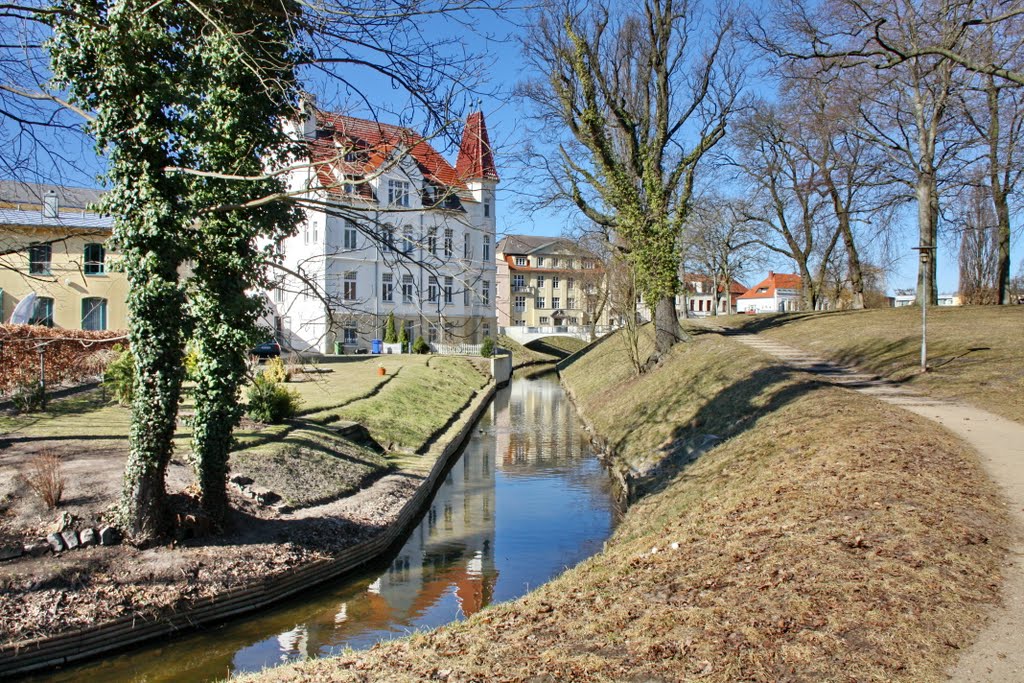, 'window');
483,240,490,261
274,285,285,303
569,316,579,325
463,233,471,259
381,224,395,247
463,286,470,306
535,275,545,287
552,297,560,309
402,226,414,255
567,297,576,309
513,295,526,312
536,256,545,267
427,324,438,344
343,272,357,300
536,297,546,309
444,276,454,304
428,228,437,255
515,256,526,266
483,194,491,218
482,280,490,305
402,274,414,303
343,323,358,345
539,316,550,325
512,274,525,289
403,320,414,343
81,297,107,330
514,319,525,326
567,277,575,290
388,179,410,207
551,276,560,289
83,243,105,275
303,223,309,245
29,244,51,275
443,228,454,257
583,259,595,269
344,222,358,250
428,276,438,302
342,180,356,195
381,273,394,302
29,297,54,327
482,322,491,339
